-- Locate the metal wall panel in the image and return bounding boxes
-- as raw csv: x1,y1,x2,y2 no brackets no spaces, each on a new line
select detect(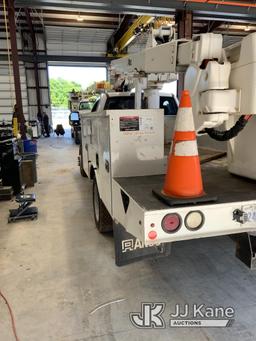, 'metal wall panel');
0,30,28,120
1,30,49,122
223,35,242,47
0,61,28,120
46,26,114,56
